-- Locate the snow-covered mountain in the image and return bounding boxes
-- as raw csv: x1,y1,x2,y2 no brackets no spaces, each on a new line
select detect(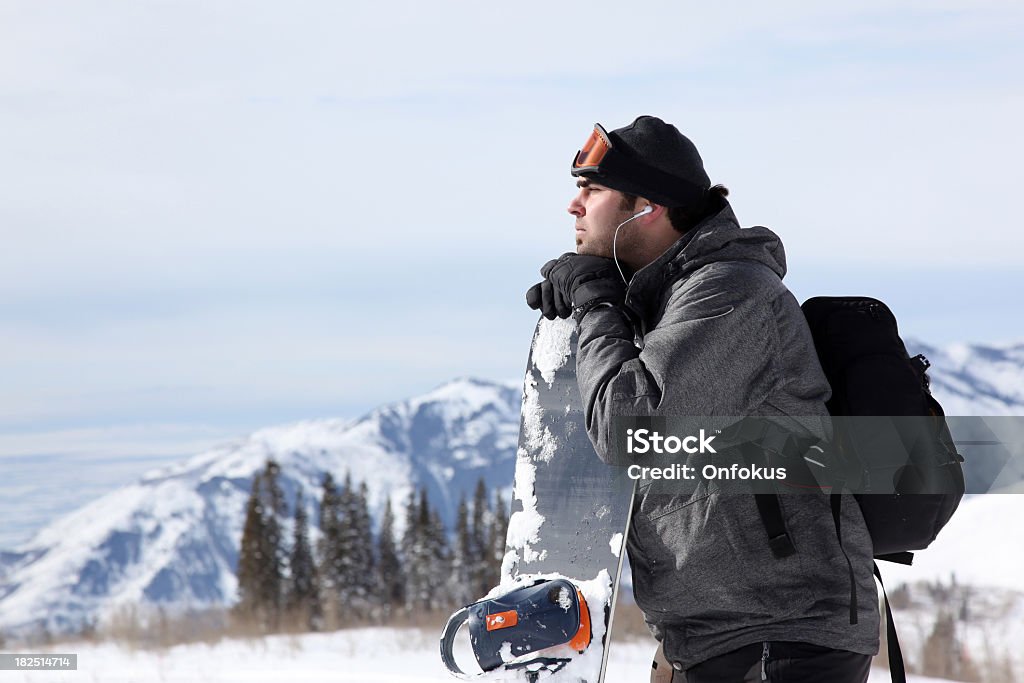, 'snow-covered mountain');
0,377,519,638
906,339,1024,494
0,338,1022,641
908,339,1024,416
